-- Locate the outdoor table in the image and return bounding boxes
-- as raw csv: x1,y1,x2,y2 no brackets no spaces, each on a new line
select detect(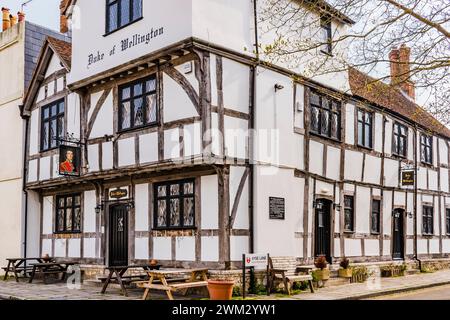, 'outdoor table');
3,258,53,282
28,261,76,284
138,268,209,300
100,264,161,297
